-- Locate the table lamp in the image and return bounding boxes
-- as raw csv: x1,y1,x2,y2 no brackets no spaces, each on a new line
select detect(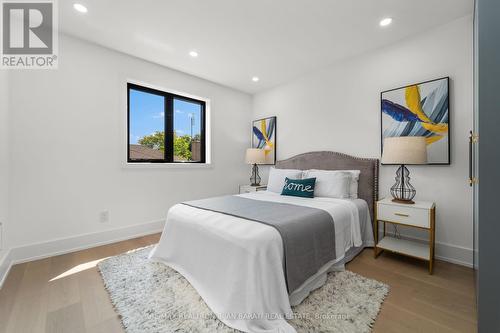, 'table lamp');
382,136,427,204
245,148,266,186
